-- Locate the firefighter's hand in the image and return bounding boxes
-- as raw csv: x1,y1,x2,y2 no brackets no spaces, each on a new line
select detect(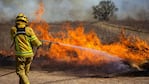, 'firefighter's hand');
37,44,42,49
